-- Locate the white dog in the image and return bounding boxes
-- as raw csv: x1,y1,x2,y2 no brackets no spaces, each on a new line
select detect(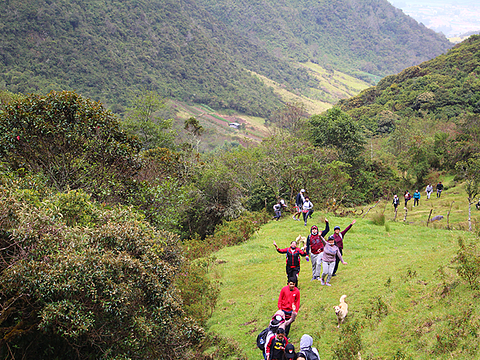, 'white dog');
334,294,348,327
296,235,307,250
